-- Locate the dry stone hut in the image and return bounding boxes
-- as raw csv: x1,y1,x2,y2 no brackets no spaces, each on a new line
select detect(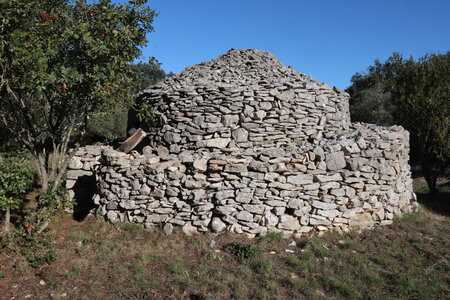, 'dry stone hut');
133,48,351,150
67,49,418,236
